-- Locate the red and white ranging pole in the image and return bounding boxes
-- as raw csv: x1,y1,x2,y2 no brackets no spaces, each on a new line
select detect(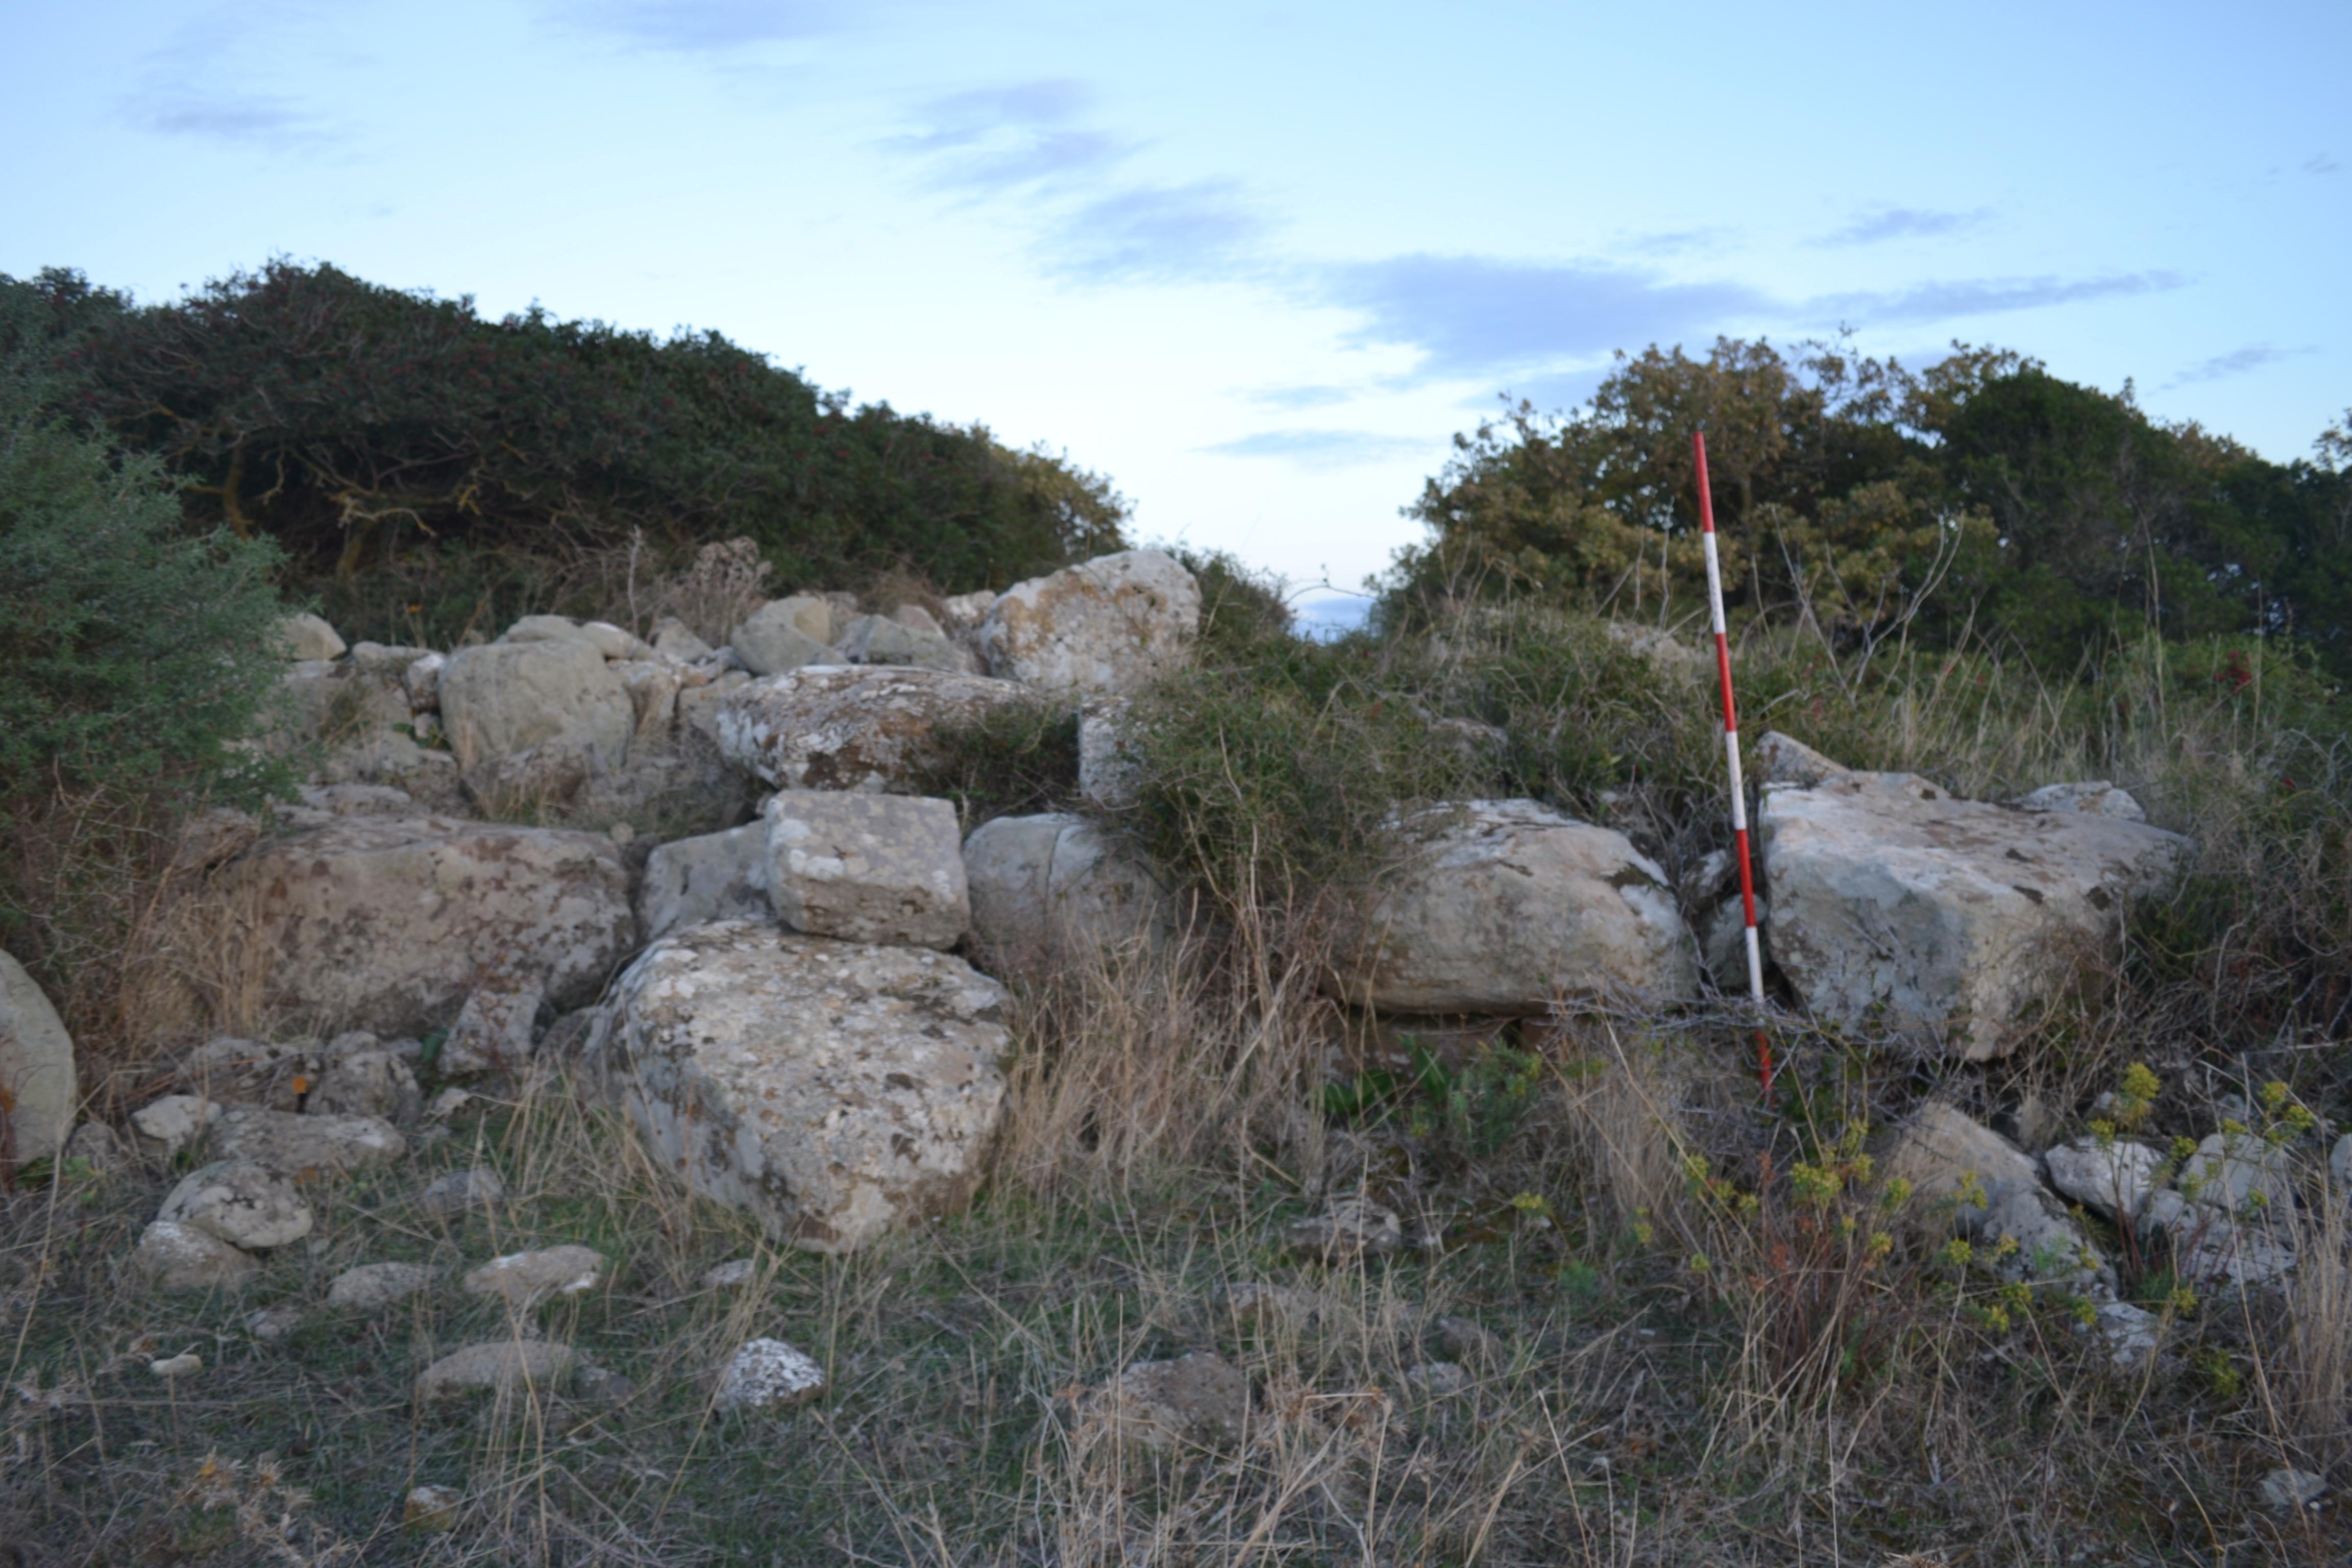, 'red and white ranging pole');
1691,430,1773,1093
